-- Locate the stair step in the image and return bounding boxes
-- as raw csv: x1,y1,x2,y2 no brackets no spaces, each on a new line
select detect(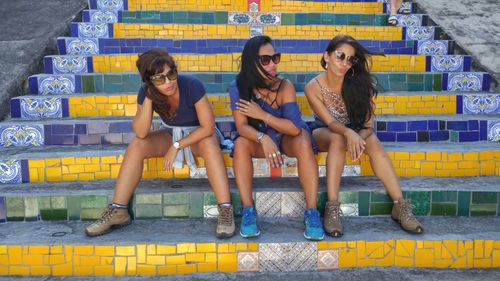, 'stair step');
57,37,454,56
42,54,472,74
0,142,497,184
1,115,498,147
0,176,498,221
0,217,498,275
27,72,492,95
